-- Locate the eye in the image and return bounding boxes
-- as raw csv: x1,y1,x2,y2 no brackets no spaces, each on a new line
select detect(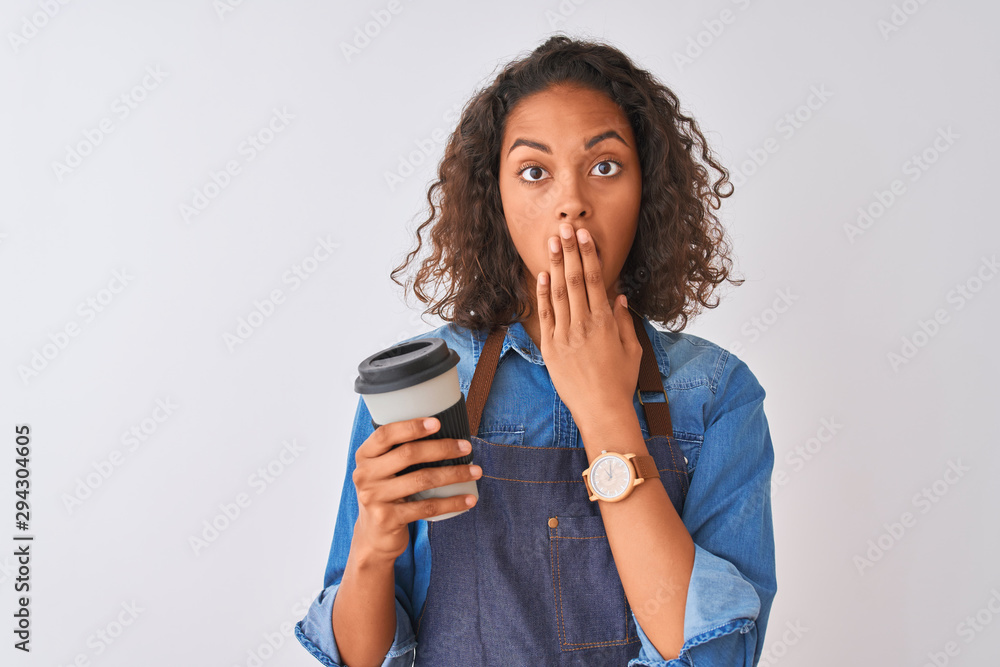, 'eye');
592,160,623,177
517,164,548,183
